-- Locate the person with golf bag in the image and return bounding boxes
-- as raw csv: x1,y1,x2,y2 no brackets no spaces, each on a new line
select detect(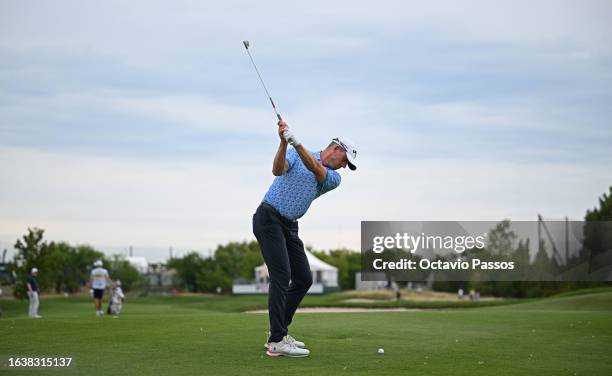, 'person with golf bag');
89,260,112,316
253,121,357,357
